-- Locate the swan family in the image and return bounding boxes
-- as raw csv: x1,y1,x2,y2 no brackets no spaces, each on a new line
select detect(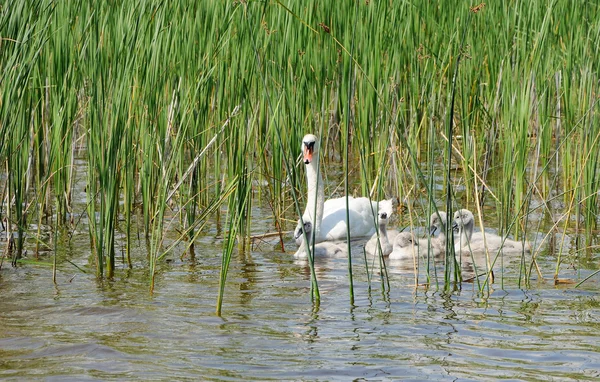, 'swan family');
294,134,387,245
293,133,531,261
